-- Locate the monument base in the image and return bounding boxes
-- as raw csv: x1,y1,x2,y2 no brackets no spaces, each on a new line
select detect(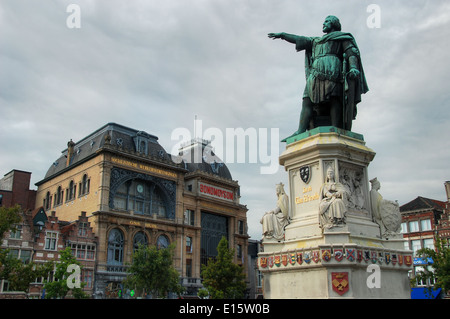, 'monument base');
259,127,412,298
